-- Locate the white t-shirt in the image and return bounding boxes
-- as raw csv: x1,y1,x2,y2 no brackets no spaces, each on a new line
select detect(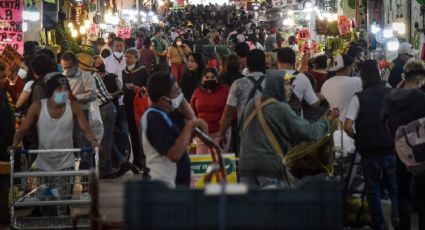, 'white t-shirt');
292,72,318,105
23,80,34,93
345,95,359,121
321,76,362,121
